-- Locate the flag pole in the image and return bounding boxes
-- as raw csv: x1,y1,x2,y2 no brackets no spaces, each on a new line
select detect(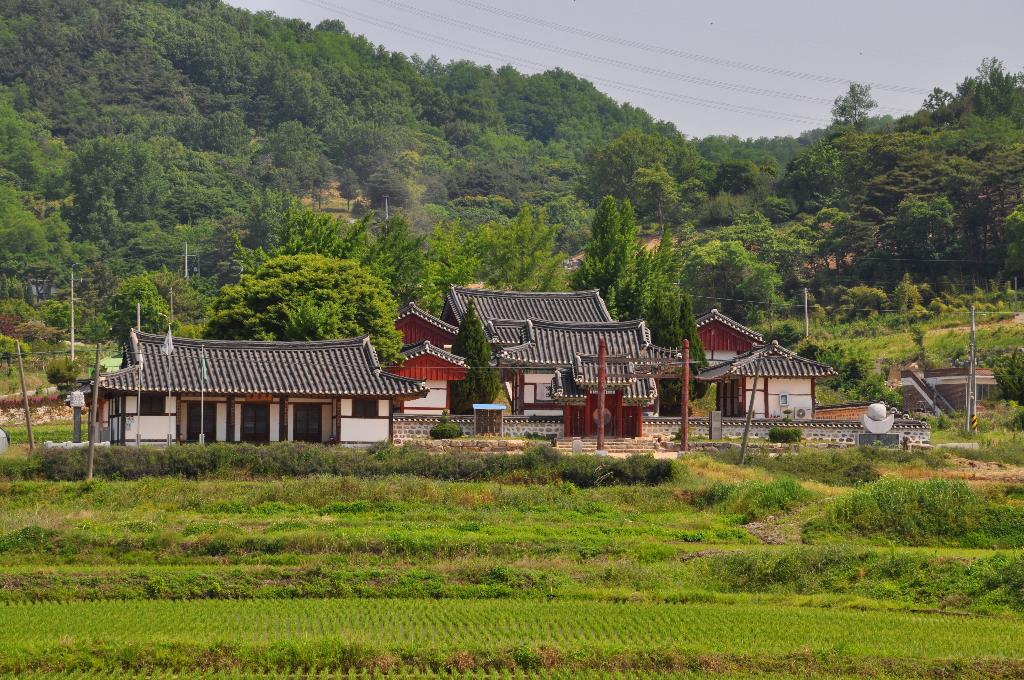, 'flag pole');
199,344,206,445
